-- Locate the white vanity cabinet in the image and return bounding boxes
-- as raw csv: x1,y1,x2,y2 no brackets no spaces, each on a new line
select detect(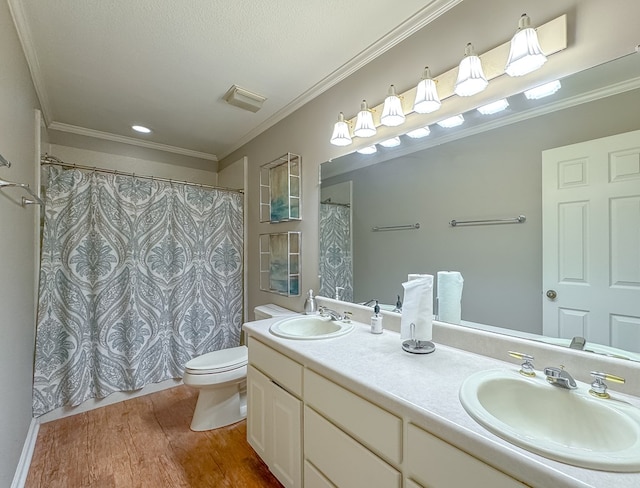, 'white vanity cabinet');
247,337,303,488
406,423,529,488
304,369,402,488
